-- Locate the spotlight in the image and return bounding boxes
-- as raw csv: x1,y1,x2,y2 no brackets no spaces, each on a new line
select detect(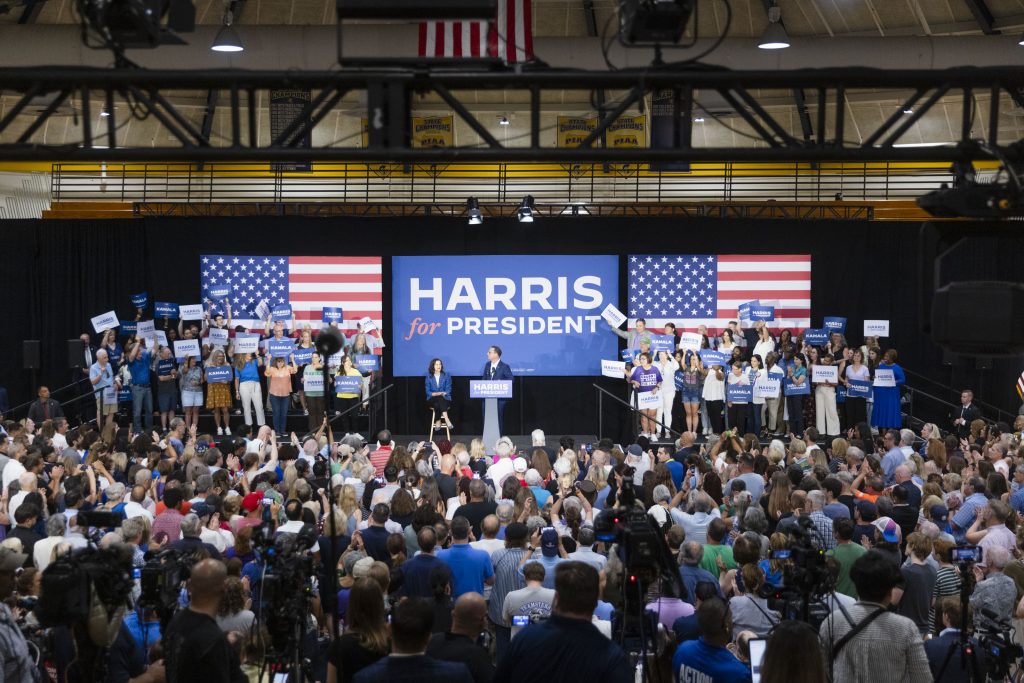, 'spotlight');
903,108,914,114
758,5,790,49
467,197,483,225
100,107,110,118
694,117,705,123
498,115,510,126
517,195,535,223
1019,35,1024,45
211,9,243,52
